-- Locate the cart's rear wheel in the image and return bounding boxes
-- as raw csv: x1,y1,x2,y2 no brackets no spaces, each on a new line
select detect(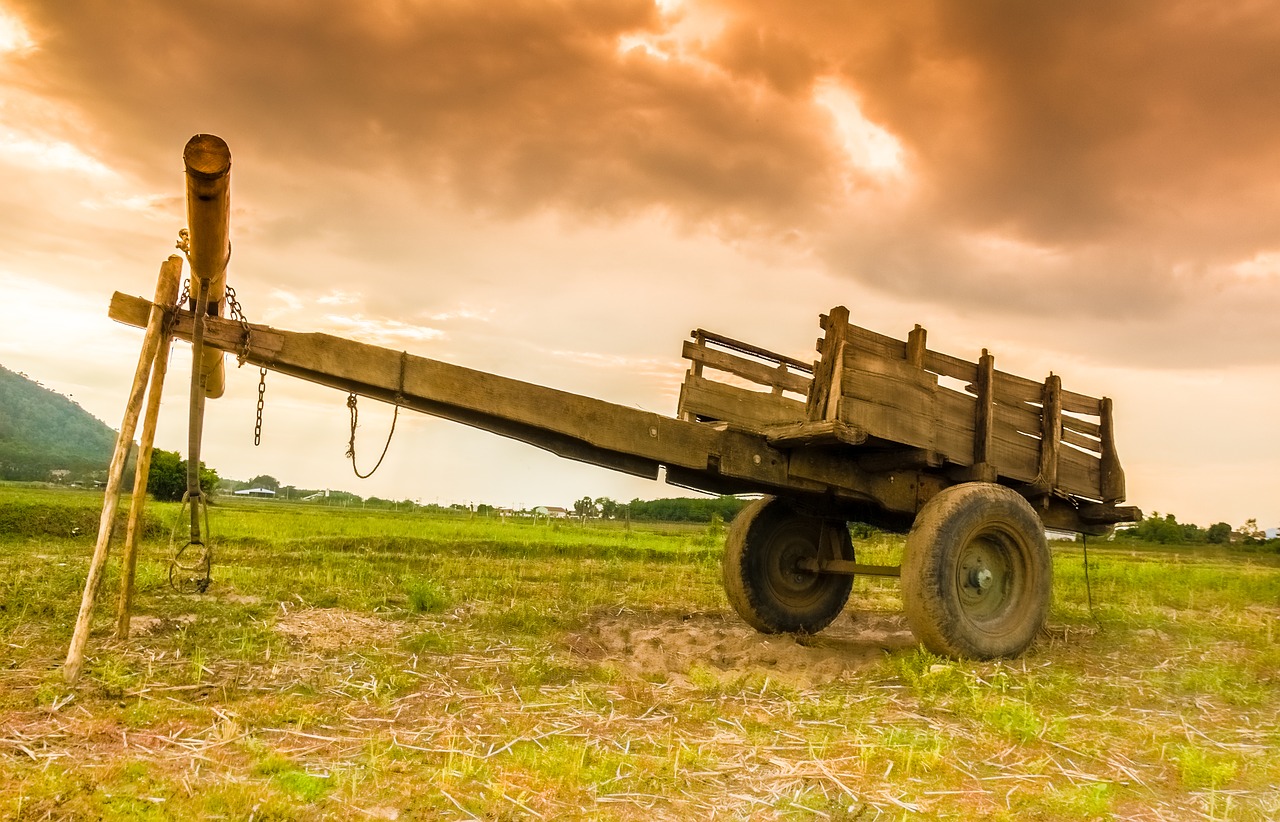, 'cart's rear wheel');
902,483,1051,659
722,496,854,634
